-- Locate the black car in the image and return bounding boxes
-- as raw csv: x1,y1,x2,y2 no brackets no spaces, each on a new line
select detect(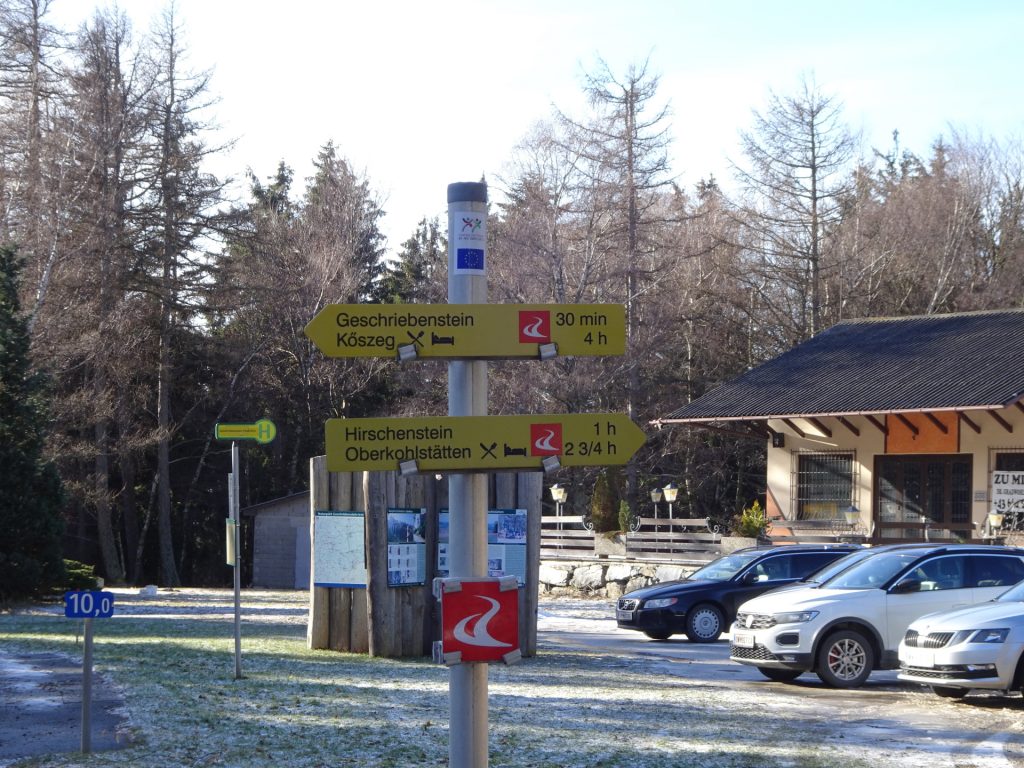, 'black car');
615,544,860,642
